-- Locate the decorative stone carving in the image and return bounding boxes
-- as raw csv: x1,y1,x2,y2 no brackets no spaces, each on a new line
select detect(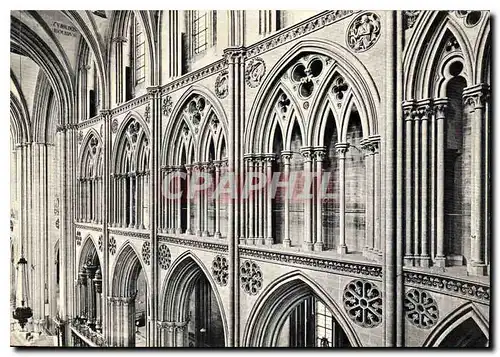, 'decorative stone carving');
343,279,383,328
347,12,381,52
403,270,490,303
210,116,220,135
89,136,99,155
108,236,117,255
404,288,439,329
455,10,482,27
158,243,171,270
142,241,151,266
127,120,141,144
277,92,291,117
444,37,460,53
332,74,349,102
159,235,228,253
303,101,310,110
54,197,60,216
162,96,173,117
212,255,228,286
98,235,103,252
55,218,59,229
78,130,84,144
186,95,206,131
240,260,263,295
144,103,151,123
245,57,266,88
111,118,119,133
290,57,324,99
76,231,82,246
215,70,229,99
246,10,355,58
403,10,420,29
